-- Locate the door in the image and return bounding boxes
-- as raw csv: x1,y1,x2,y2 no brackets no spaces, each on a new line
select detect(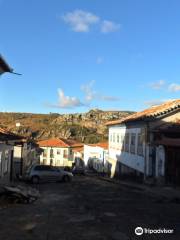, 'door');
166,147,180,185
